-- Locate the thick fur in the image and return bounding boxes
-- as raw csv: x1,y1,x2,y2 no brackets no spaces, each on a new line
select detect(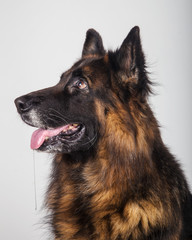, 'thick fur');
15,27,192,239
